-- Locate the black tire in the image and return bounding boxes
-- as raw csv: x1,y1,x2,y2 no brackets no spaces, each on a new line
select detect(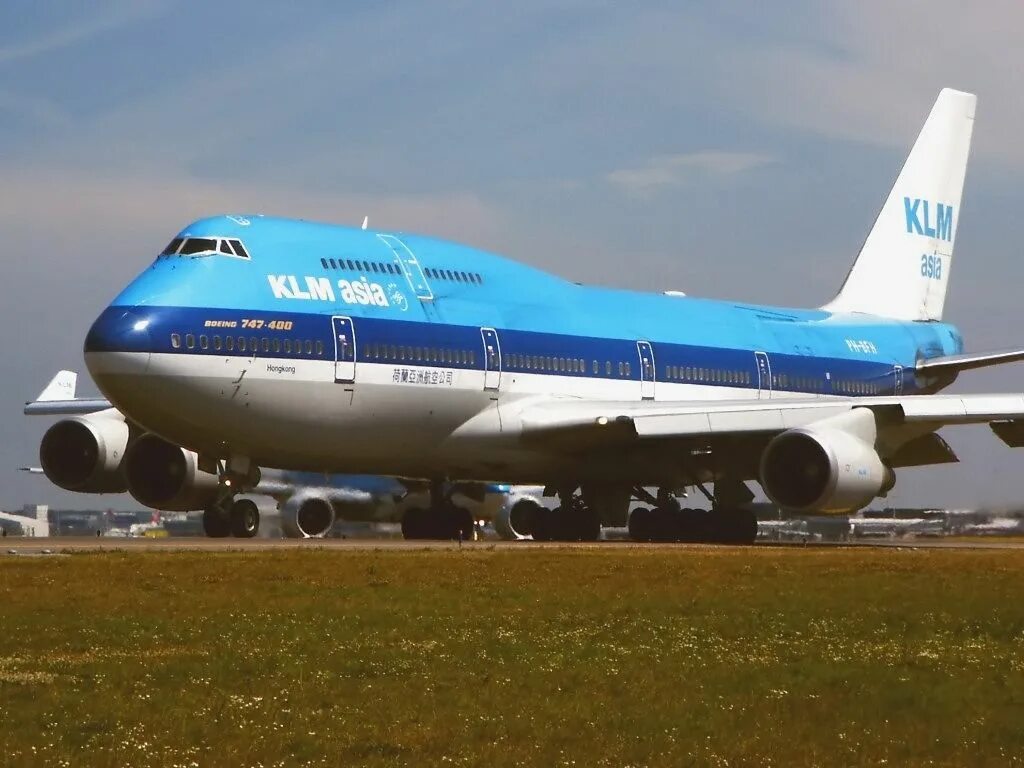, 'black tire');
532,506,553,541
202,504,231,538
229,498,260,538
574,506,601,542
628,507,652,542
677,508,709,543
401,507,427,539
